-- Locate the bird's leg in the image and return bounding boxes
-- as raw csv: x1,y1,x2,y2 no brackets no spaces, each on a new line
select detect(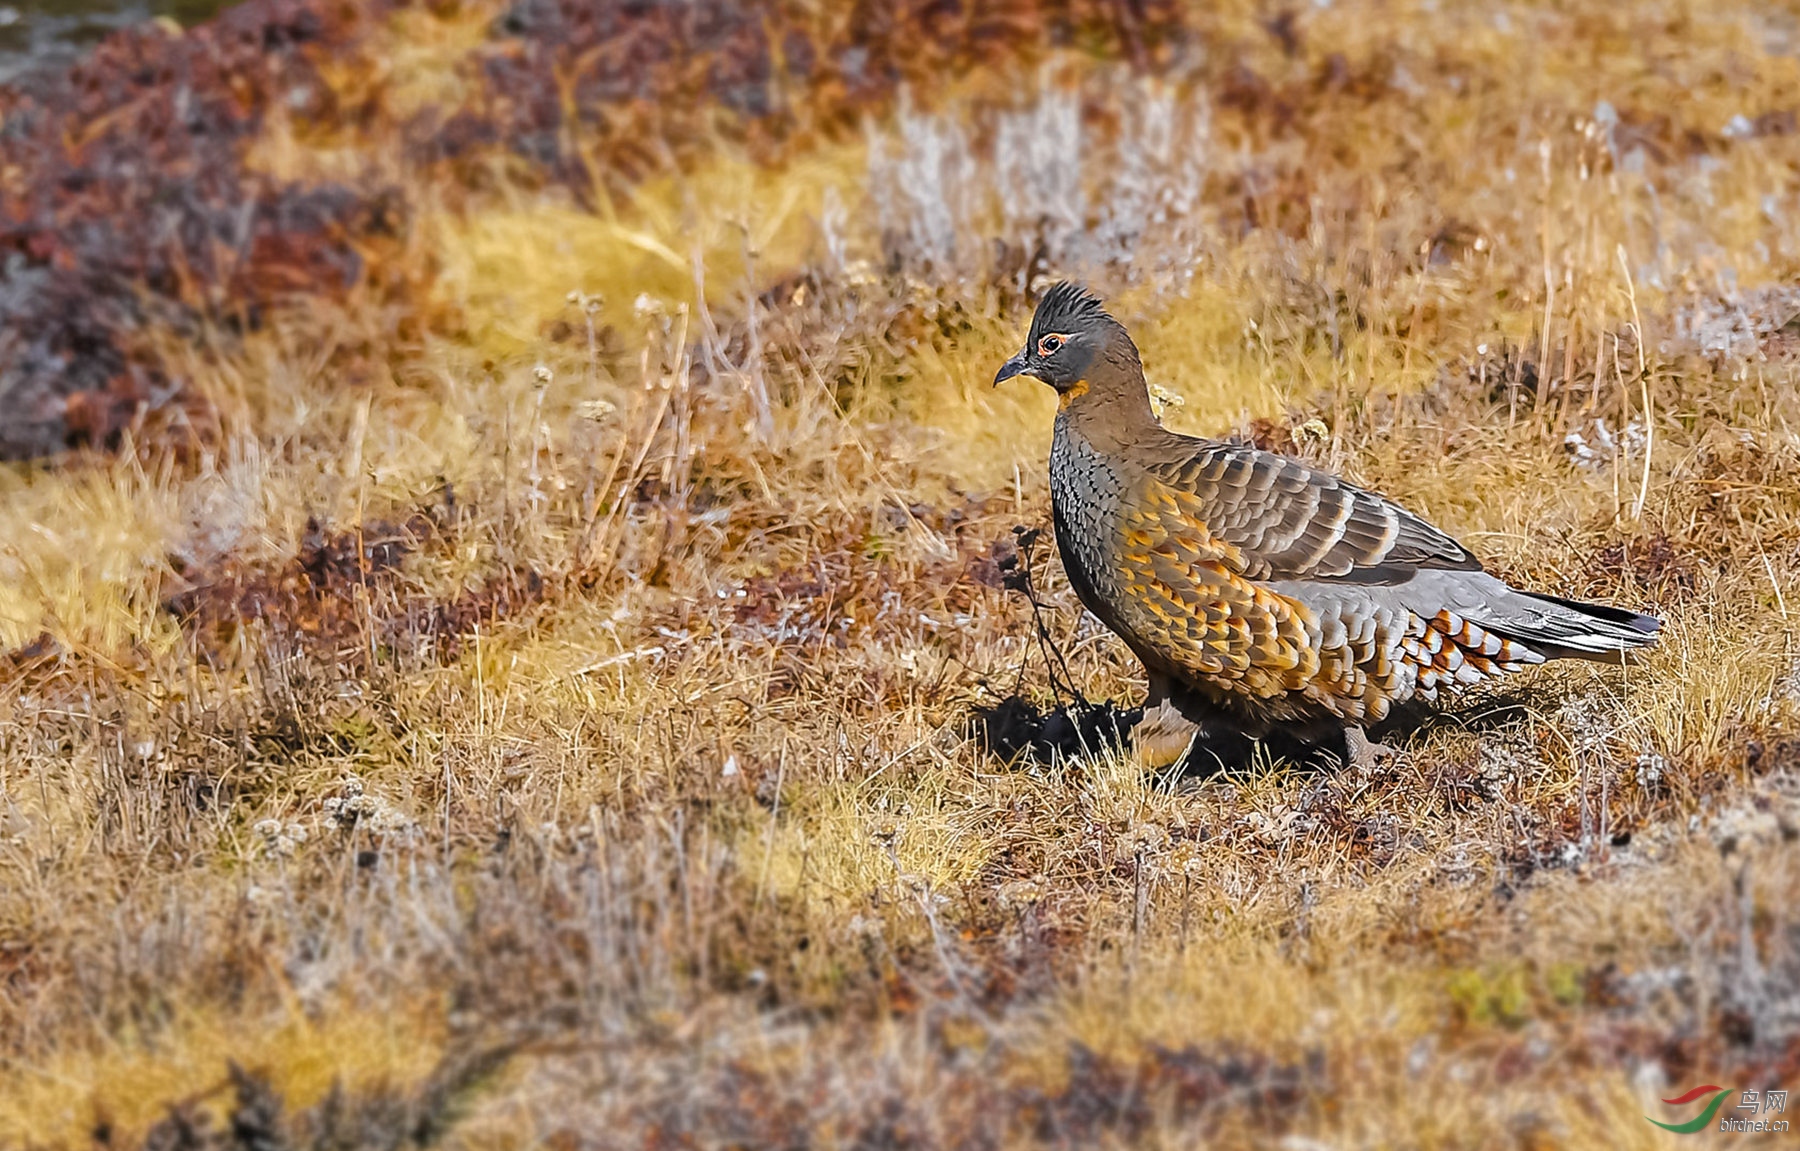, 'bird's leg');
1134,674,1240,770
1342,725,1401,771
1134,695,1204,768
